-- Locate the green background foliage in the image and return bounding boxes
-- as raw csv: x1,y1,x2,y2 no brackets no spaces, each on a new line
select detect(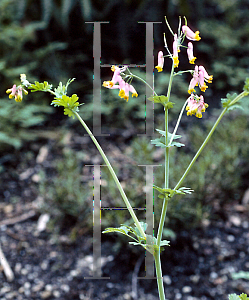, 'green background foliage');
1,0,249,234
